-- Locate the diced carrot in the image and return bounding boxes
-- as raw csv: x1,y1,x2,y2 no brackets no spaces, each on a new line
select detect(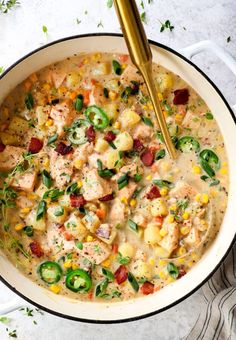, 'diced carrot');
70,92,77,100
112,244,118,254
91,79,97,85
155,216,164,227
151,163,158,173
64,232,72,241
96,208,106,219
24,81,32,91
154,285,161,292
118,54,129,63
29,73,38,82
88,291,93,300
82,89,91,106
